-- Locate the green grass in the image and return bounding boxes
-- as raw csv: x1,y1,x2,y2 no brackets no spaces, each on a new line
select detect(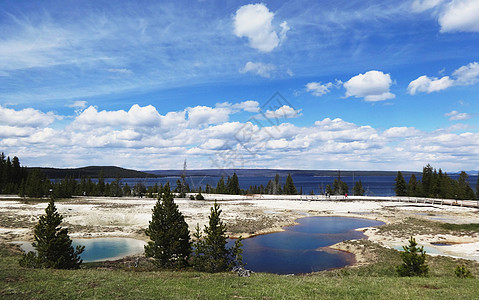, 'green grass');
2,243,479,300
439,223,479,232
